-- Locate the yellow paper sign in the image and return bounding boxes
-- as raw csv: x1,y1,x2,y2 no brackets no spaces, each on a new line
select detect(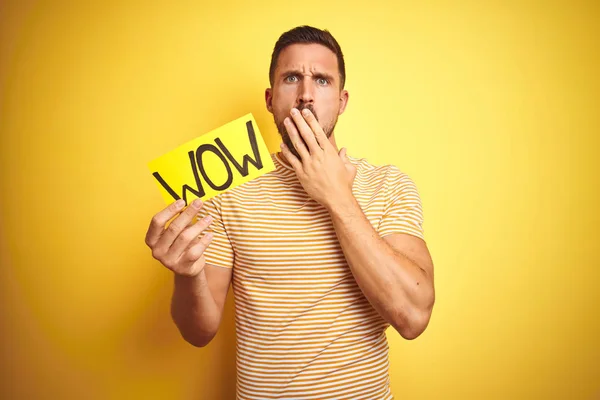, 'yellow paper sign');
148,113,275,205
